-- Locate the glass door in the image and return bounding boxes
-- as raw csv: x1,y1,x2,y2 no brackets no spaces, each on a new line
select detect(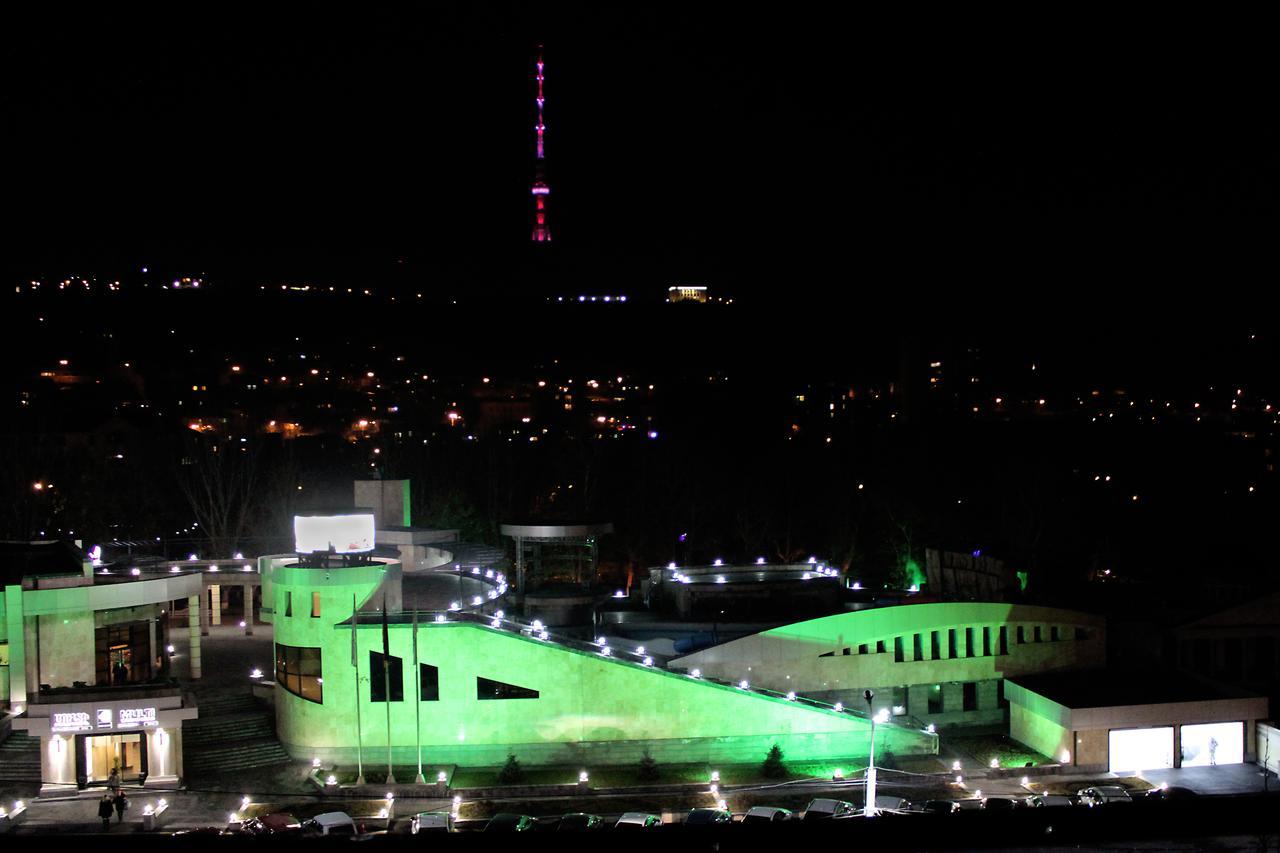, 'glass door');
86,734,146,783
